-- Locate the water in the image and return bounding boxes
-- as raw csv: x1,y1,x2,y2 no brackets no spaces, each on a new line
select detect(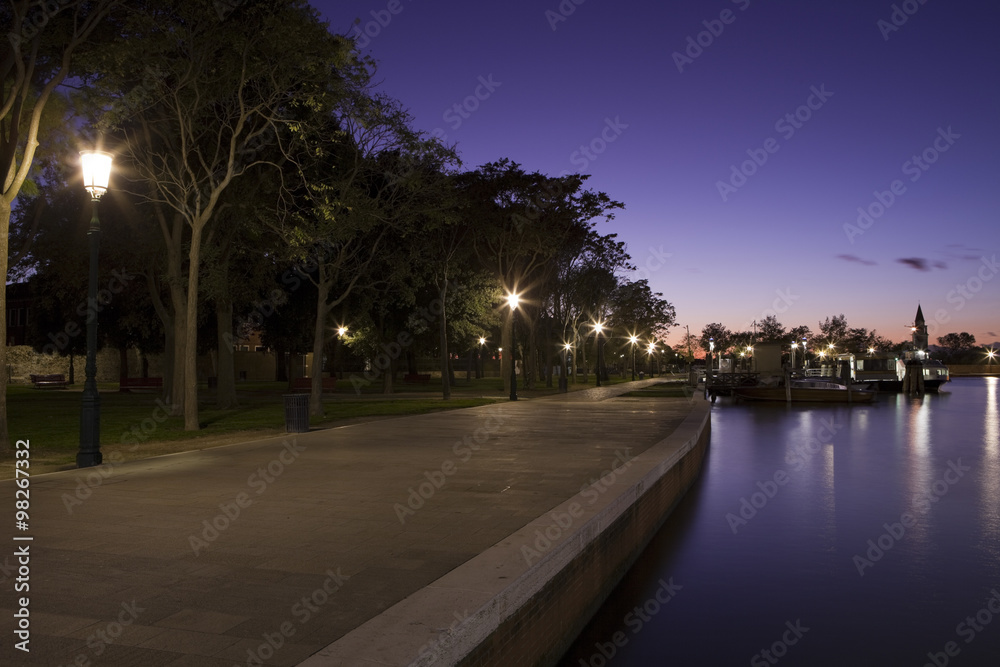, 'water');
560,377,1000,666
